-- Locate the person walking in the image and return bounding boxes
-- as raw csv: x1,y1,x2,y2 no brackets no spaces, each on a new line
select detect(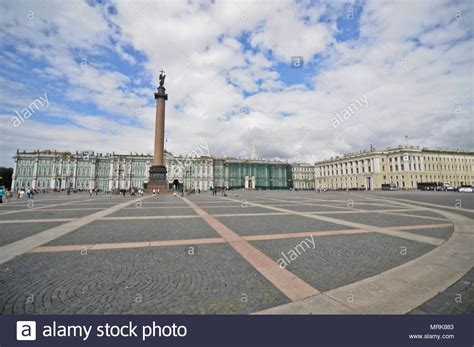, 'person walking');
0,187,4,204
